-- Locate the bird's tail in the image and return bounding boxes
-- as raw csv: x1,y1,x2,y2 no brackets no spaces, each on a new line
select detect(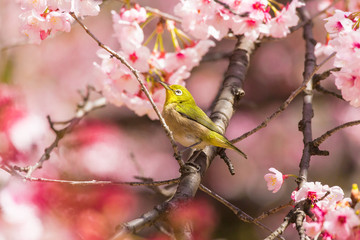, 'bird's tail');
227,140,247,159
